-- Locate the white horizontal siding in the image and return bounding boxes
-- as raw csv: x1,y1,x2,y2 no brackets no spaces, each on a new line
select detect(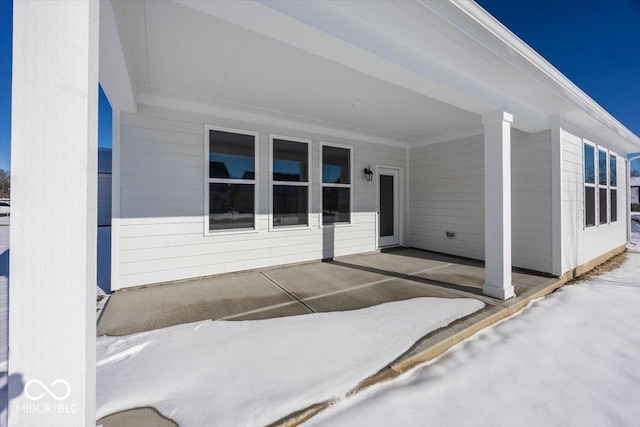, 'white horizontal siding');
561,127,627,273
408,134,485,261
511,129,552,273
116,104,406,288
408,130,554,274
